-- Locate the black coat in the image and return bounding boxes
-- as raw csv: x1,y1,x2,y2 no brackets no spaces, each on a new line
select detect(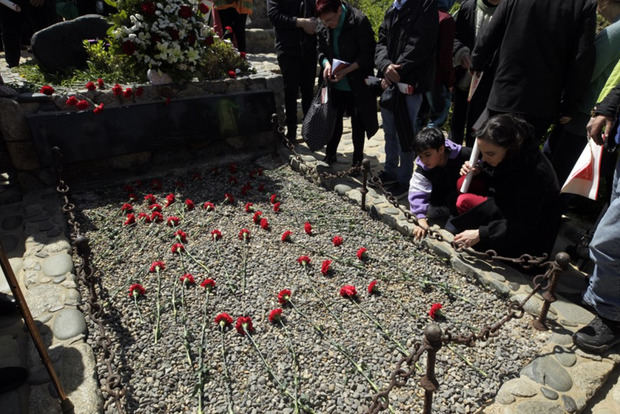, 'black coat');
316,3,378,138
374,0,438,93
450,142,561,257
267,0,317,57
471,0,596,121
